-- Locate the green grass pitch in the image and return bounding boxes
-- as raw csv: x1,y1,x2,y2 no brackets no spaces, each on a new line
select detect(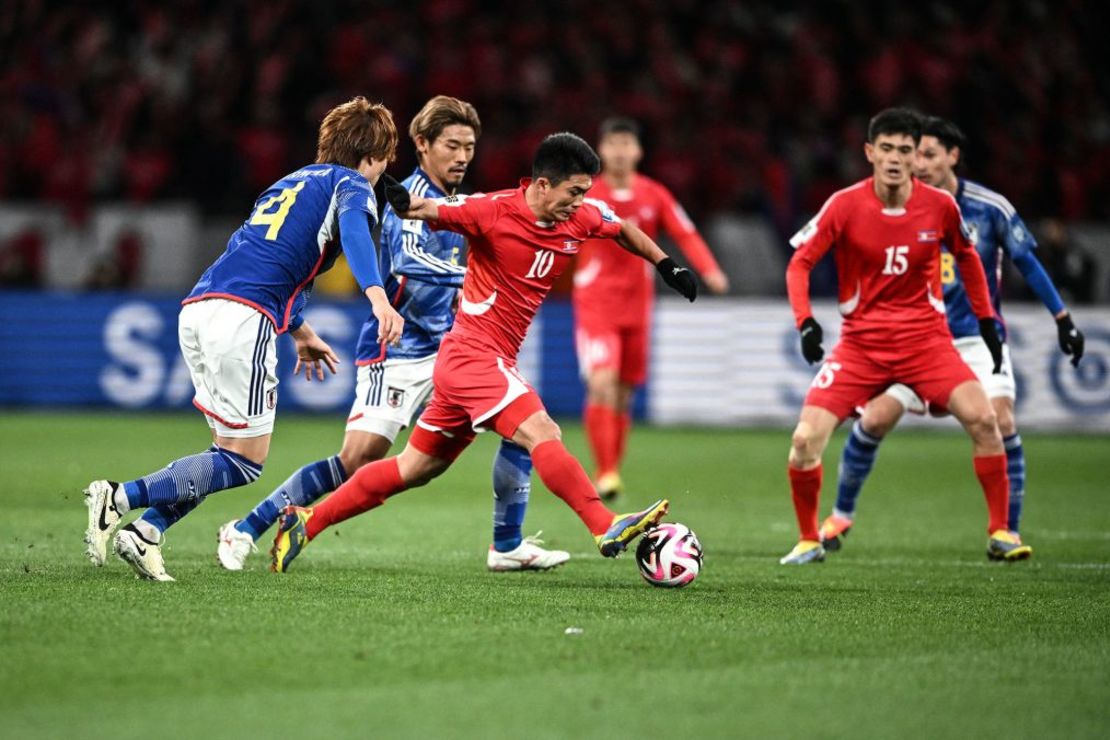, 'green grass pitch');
1,411,1107,739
